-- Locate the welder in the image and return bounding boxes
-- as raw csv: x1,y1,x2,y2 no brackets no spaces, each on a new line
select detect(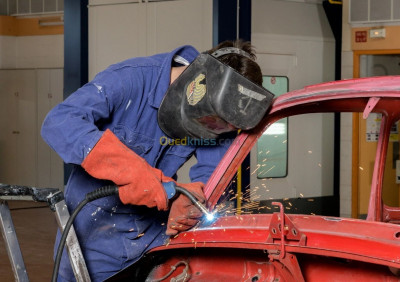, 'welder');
41,39,272,281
